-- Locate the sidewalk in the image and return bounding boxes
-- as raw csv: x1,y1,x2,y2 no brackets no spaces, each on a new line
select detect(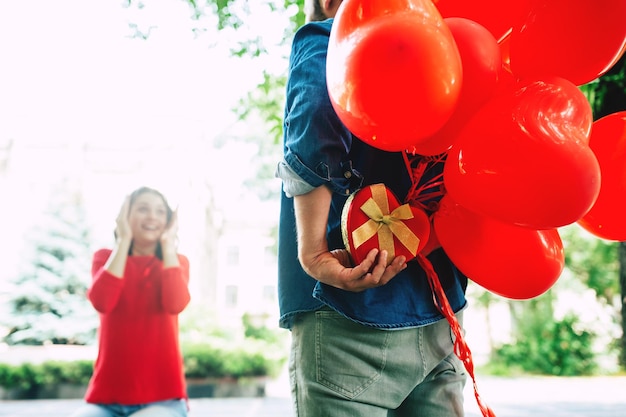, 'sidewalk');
2,375,626,416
